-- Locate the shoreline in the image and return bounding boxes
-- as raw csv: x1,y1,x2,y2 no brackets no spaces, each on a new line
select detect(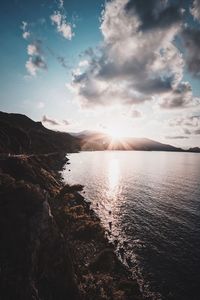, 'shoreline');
0,152,143,300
